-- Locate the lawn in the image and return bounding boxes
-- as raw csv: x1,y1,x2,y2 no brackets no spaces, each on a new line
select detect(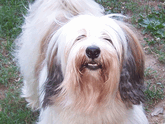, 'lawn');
0,0,164,123
0,0,38,123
